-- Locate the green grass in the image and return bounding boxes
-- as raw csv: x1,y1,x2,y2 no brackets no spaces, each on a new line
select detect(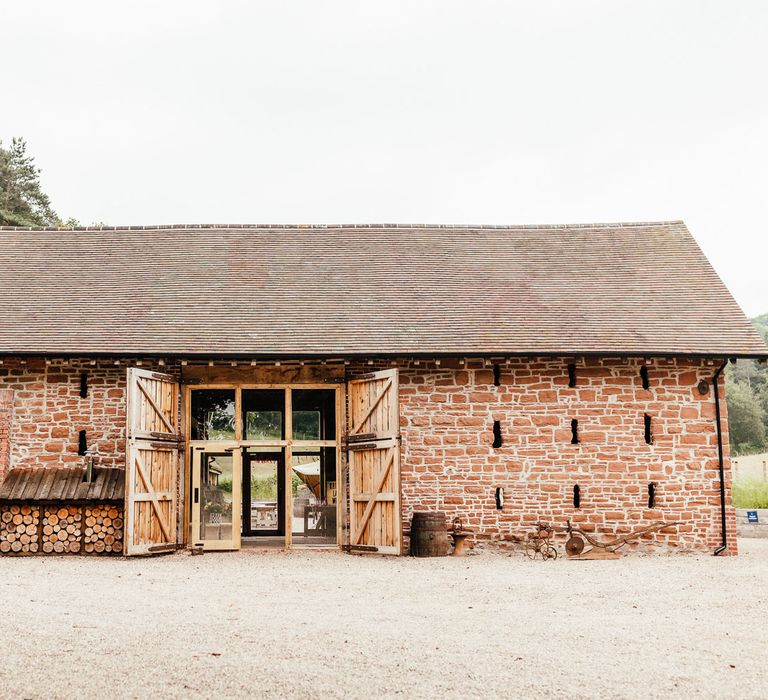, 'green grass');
733,480,768,509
